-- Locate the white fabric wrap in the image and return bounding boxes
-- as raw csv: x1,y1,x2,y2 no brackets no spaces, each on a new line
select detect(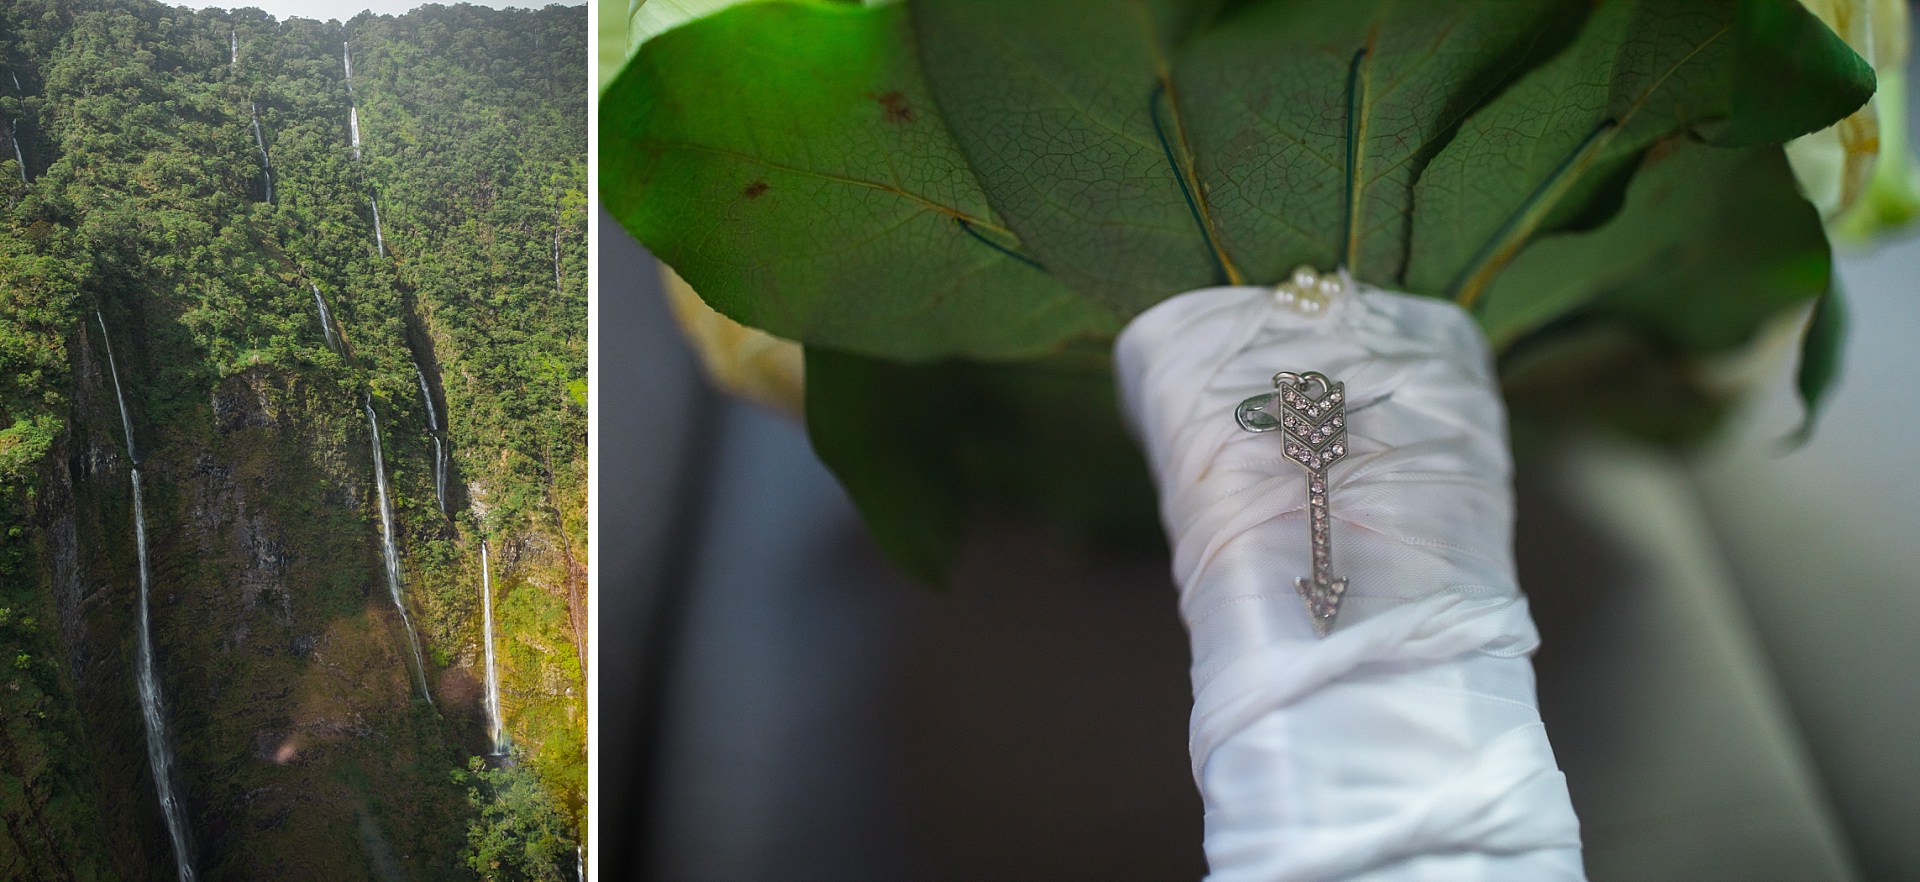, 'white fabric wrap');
1114,285,1586,882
